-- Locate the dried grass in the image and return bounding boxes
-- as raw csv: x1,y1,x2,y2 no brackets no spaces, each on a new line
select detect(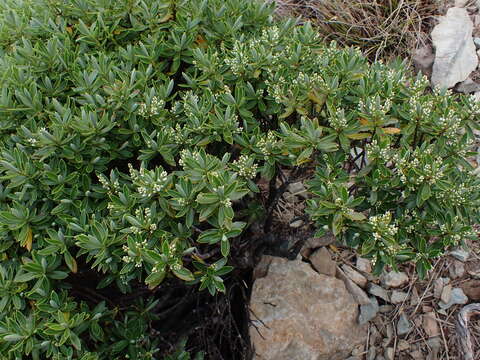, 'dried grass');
269,0,439,62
